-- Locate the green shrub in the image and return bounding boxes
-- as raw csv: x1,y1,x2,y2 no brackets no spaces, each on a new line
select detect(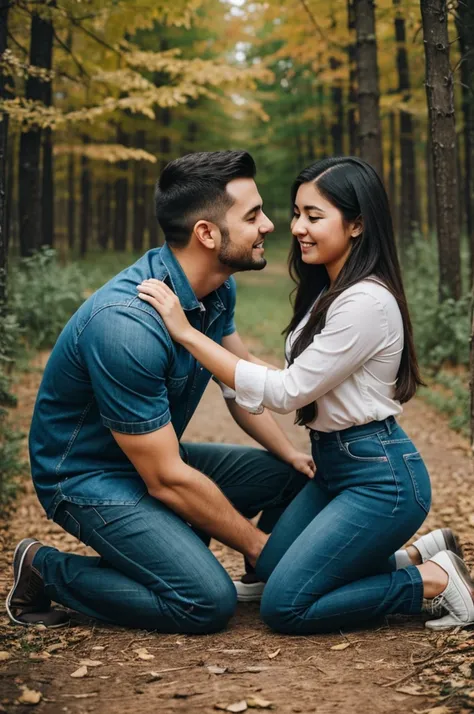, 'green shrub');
9,247,88,350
